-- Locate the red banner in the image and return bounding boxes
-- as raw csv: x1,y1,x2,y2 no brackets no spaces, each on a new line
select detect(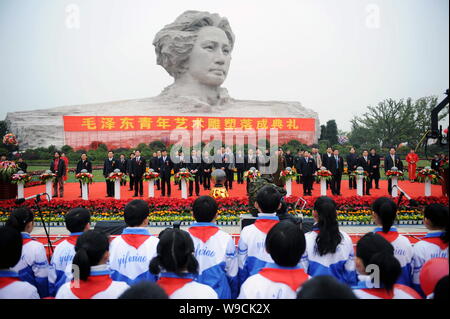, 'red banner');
63,116,315,132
